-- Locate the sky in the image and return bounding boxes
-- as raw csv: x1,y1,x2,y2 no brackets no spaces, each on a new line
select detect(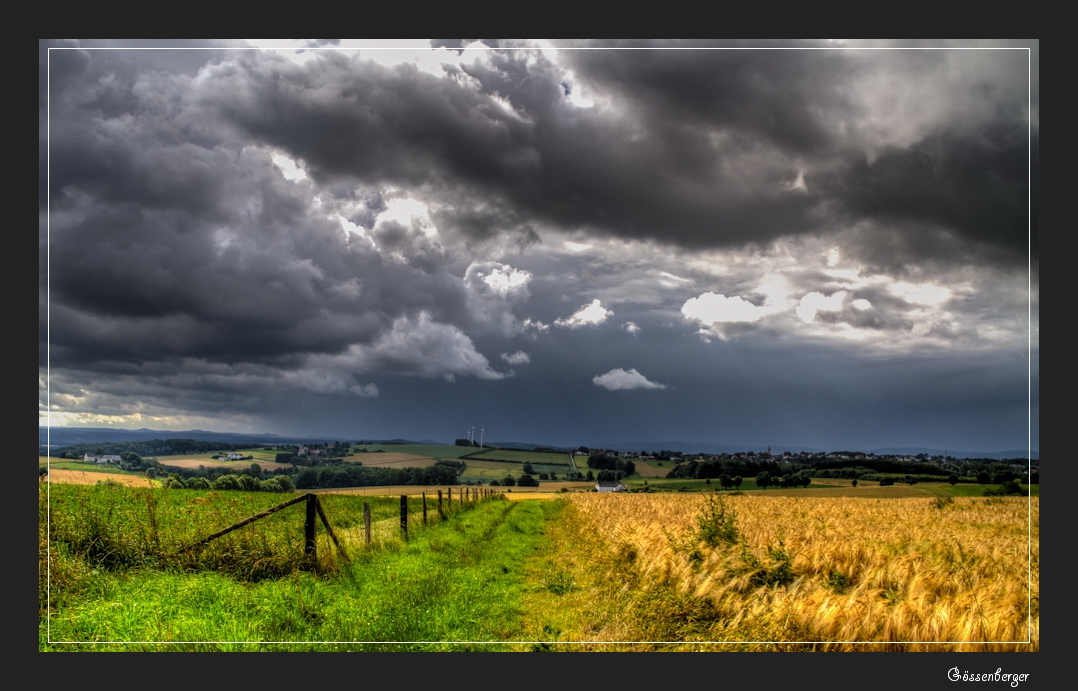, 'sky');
39,39,1038,453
